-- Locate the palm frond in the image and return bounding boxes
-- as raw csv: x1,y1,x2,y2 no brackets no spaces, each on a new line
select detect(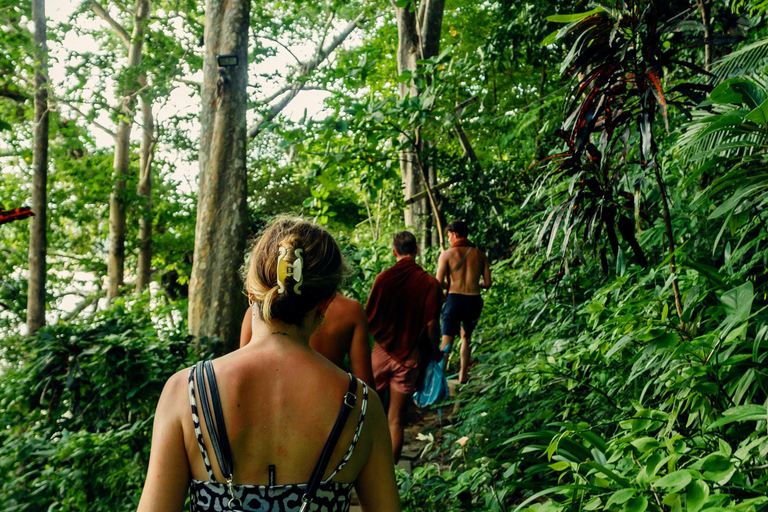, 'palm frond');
710,36,768,82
